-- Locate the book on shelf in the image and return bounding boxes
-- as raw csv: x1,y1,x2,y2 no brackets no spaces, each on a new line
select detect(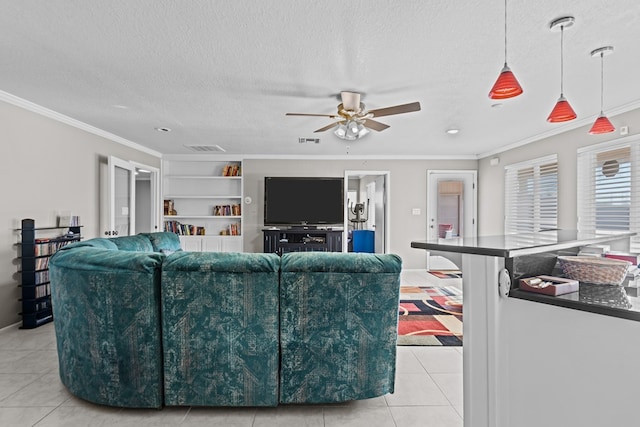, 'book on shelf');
164,199,177,216
34,283,51,299
164,220,205,236
34,237,78,256
222,163,241,177
220,222,241,236
57,214,80,227
213,204,241,216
